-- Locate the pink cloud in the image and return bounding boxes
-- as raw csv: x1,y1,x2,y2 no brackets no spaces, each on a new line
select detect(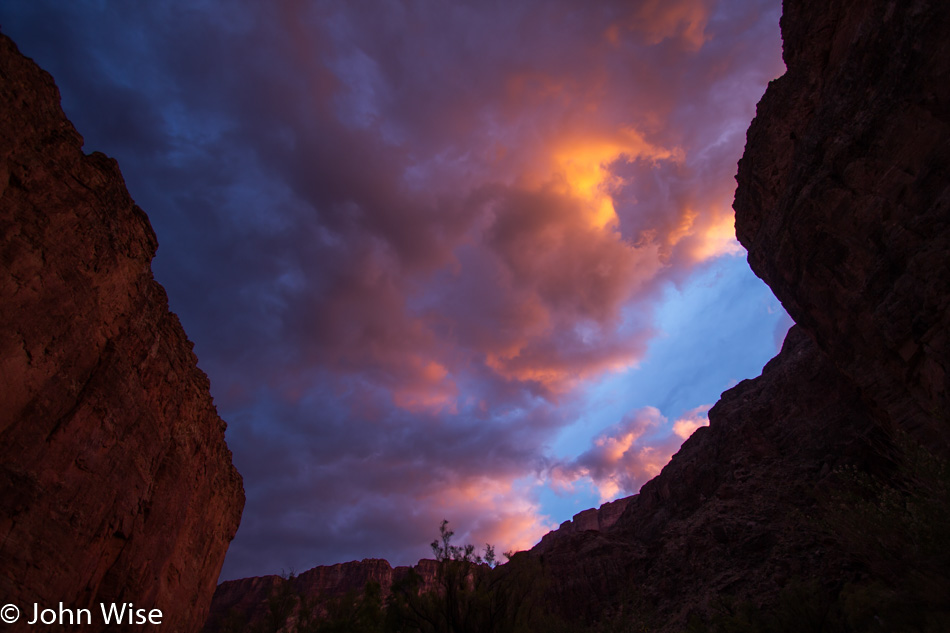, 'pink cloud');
612,0,716,51
551,408,659,499
423,475,558,556
672,404,712,439
551,406,706,502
